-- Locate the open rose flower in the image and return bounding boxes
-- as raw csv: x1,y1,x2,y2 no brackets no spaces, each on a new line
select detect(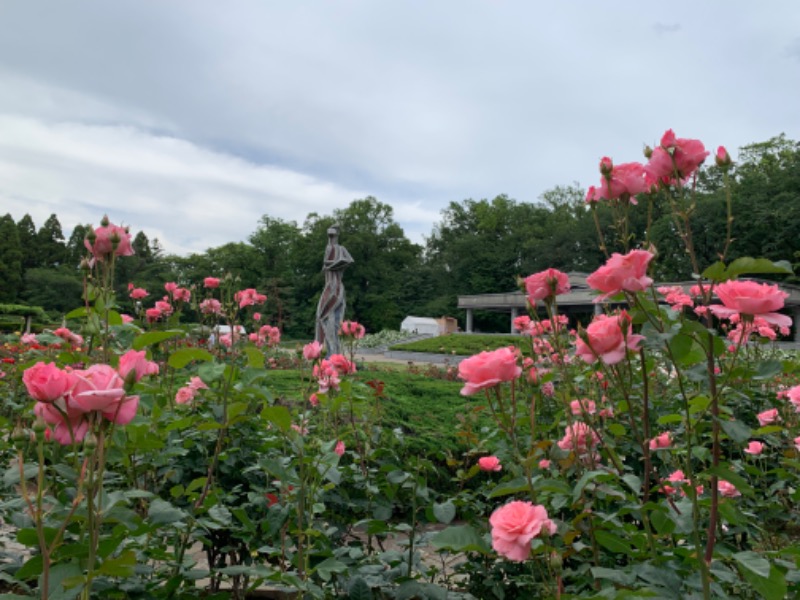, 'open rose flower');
303,340,323,361
645,129,709,184
458,347,522,396
118,350,159,383
575,312,644,365
23,362,73,403
718,479,741,498
524,268,570,303
757,408,779,427
84,216,134,260
649,432,672,450
489,501,556,562
70,364,138,424
709,280,791,328
478,456,502,472
587,249,654,301
340,320,366,339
